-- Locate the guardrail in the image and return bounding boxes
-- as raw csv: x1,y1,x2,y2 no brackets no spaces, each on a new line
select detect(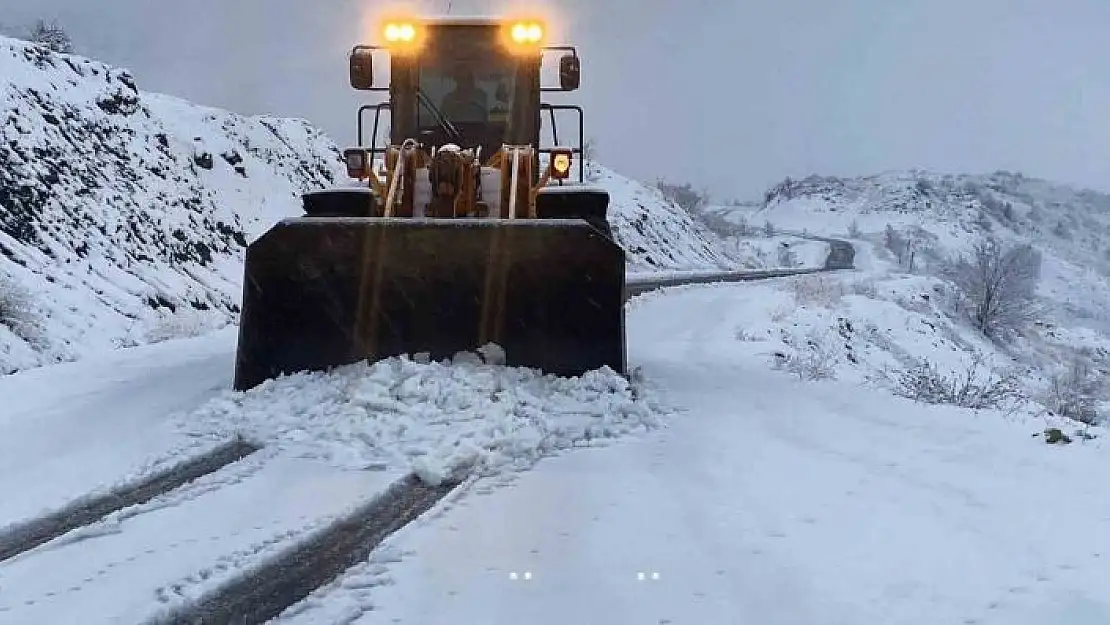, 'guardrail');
624,235,855,301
